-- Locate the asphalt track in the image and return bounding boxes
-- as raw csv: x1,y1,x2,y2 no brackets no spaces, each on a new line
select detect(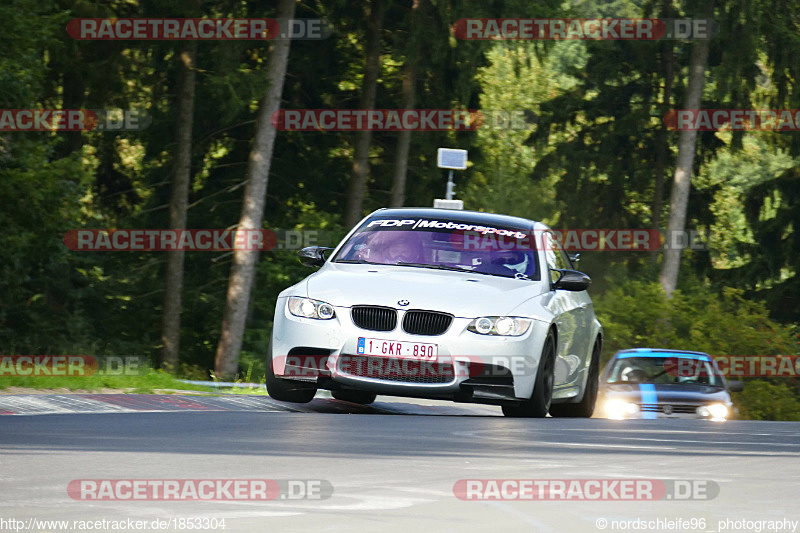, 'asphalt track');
1,394,799,533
